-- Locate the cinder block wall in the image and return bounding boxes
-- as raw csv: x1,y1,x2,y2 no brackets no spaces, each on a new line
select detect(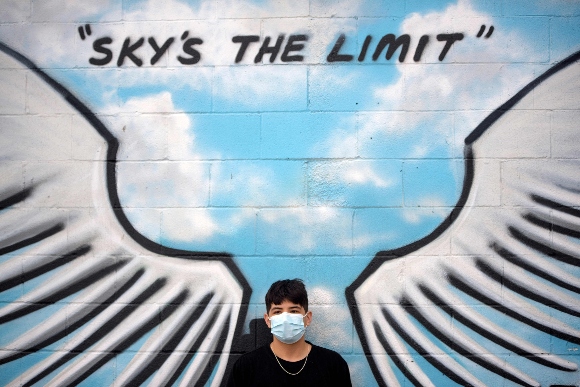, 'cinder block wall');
1,1,579,386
